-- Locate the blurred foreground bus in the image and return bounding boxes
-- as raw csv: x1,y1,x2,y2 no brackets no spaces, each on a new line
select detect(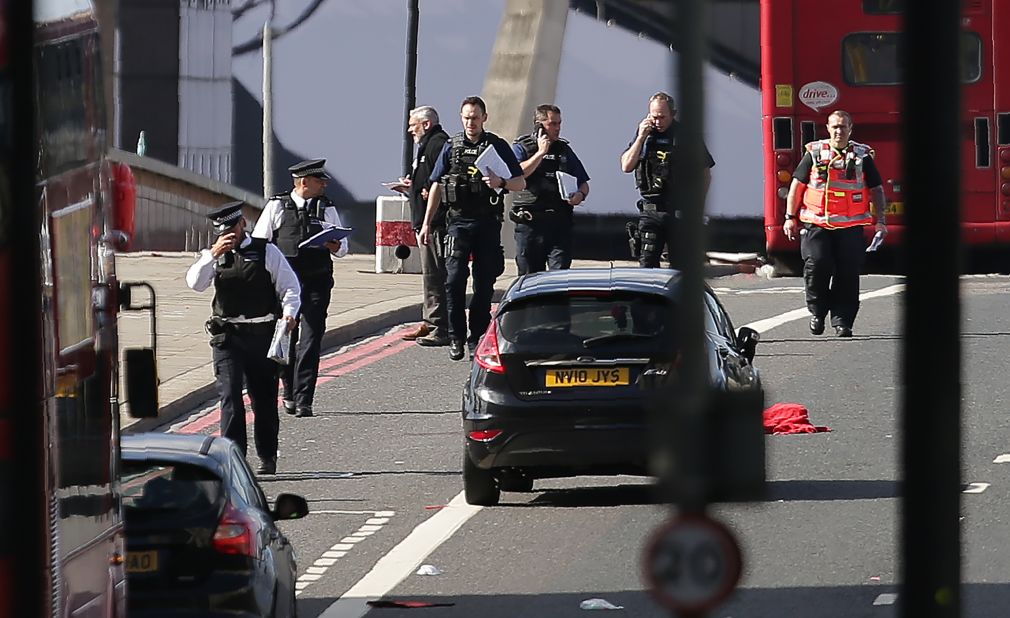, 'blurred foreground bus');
761,0,1010,274
0,1,158,616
